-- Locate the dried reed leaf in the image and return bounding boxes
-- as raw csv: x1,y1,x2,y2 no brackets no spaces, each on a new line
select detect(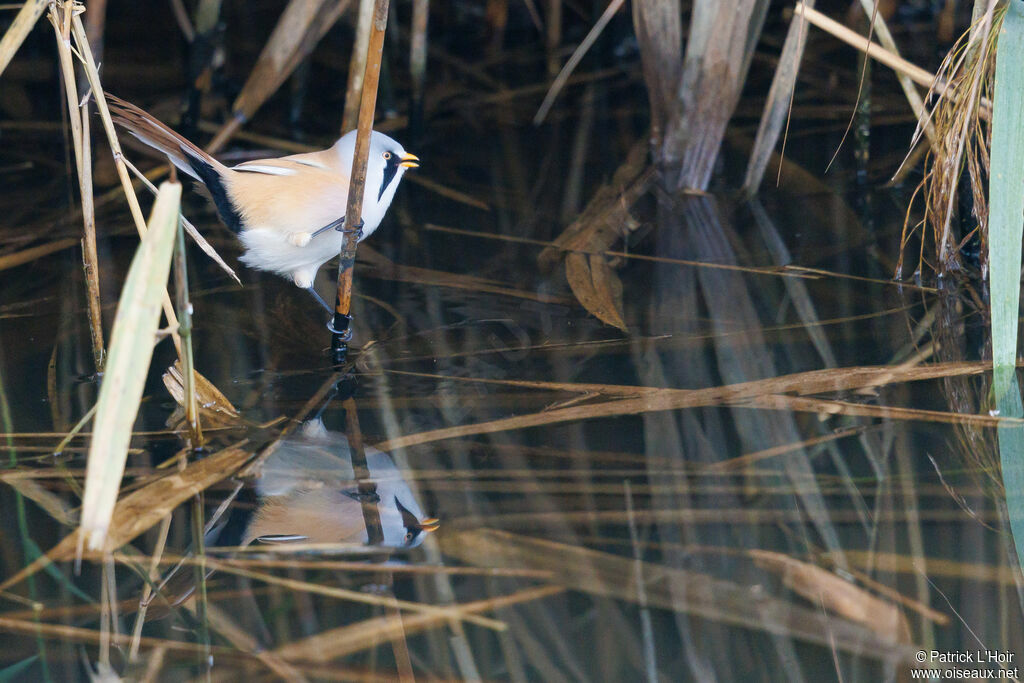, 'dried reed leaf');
0,239,78,272
162,360,240,420
631,0,681,145
359,244,567,304
200,558,506,631
80,181,182,553
210,0,350,151
375,360,1010,451
565,252,626,331
0,616,237,658
273,585,563,664
0,441,252,592
440,530,919,662
748,549,911,643
0,474,77,526
742,1,814,195
665,0,762,190
538,141,652,270
0,0,47,78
